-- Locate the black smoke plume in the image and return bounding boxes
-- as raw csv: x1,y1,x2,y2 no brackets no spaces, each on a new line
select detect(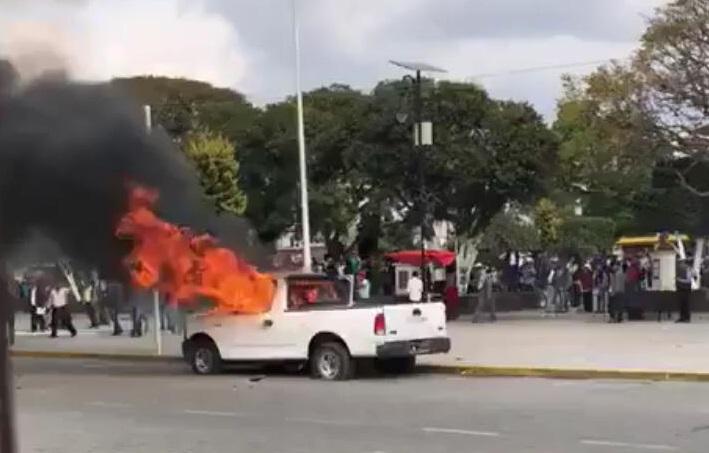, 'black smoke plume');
0,62,262,280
